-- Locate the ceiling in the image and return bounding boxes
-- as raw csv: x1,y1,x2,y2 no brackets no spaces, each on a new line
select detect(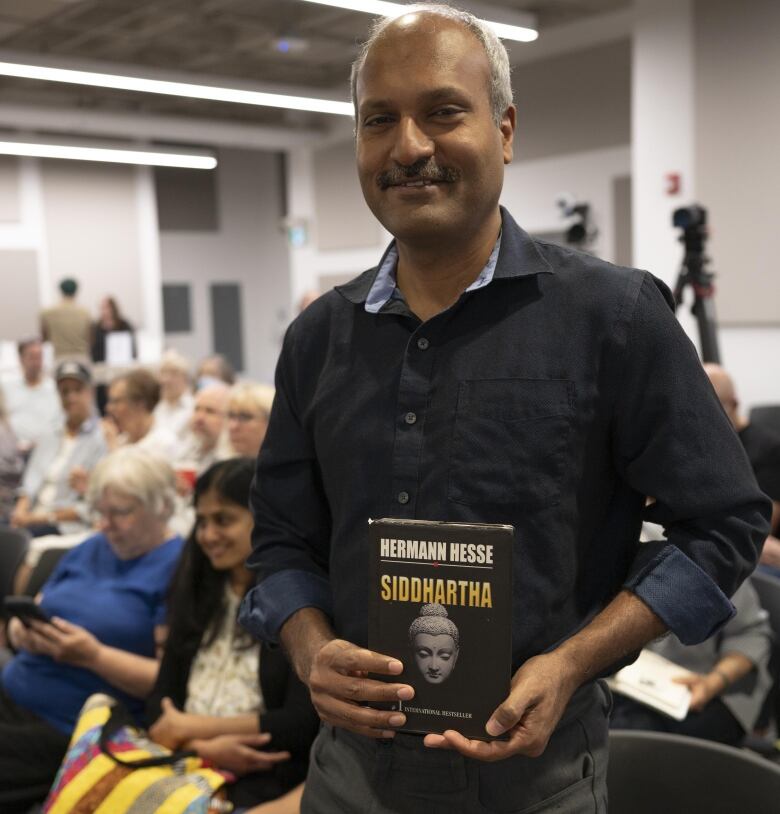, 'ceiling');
0,0,631,136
